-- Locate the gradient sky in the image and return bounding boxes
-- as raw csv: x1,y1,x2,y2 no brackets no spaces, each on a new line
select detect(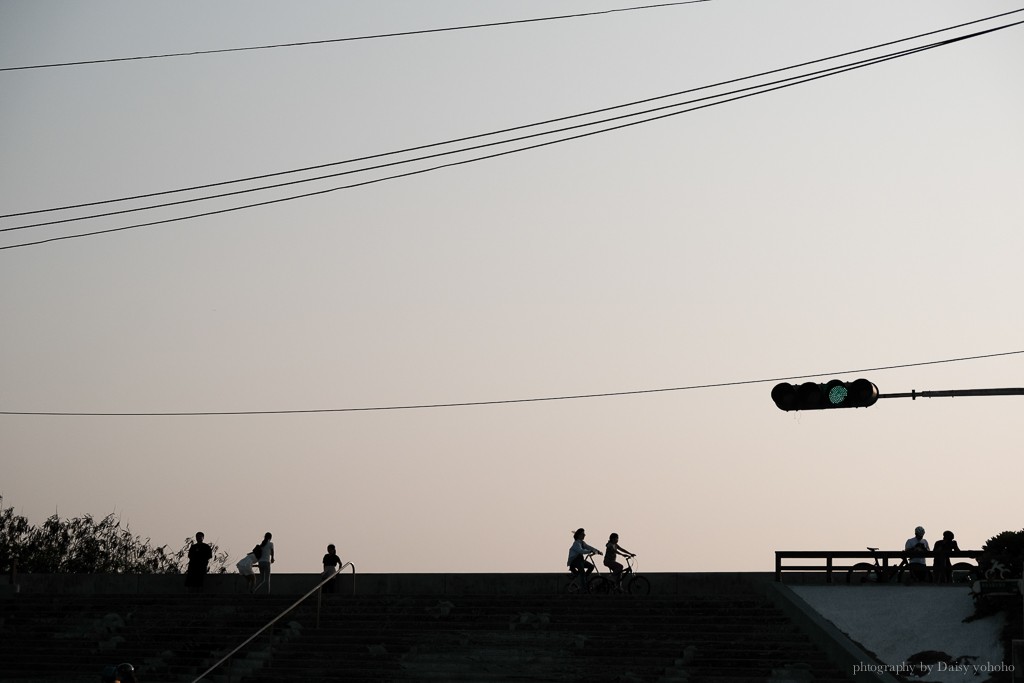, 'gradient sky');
2,1,1022,576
